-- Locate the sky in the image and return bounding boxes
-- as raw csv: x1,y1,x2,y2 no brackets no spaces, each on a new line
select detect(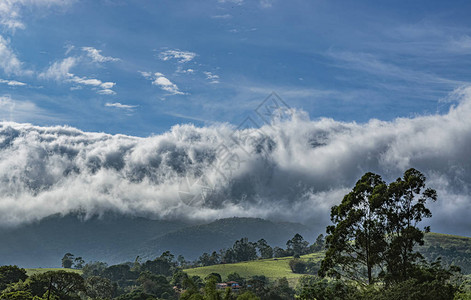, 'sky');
1,0,471,235
0,0,470,135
